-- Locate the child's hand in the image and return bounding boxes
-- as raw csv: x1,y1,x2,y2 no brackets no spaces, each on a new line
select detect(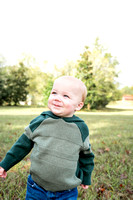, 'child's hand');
0,167,7,178
80,184,89,189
